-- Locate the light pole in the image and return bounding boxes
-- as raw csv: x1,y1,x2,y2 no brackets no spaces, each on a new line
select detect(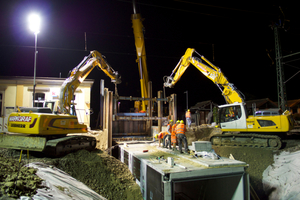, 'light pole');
28,13,40,107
